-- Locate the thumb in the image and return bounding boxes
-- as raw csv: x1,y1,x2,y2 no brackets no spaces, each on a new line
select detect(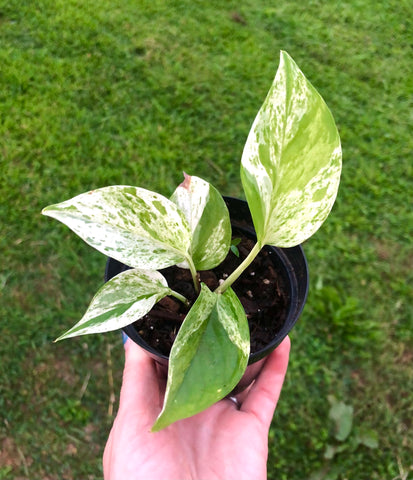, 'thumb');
241,336,290,429
117,339,161,418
